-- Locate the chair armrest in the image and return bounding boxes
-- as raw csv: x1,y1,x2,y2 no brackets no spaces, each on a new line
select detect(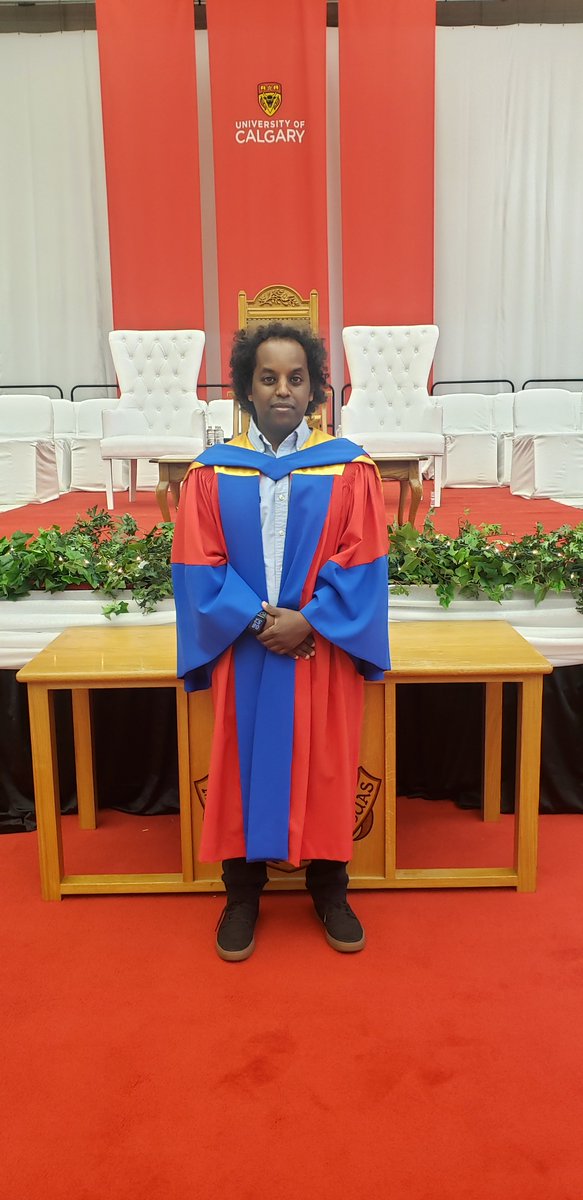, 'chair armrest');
187,408,206,441
207,399,234,439
422,402,443,433
337,407,365,441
